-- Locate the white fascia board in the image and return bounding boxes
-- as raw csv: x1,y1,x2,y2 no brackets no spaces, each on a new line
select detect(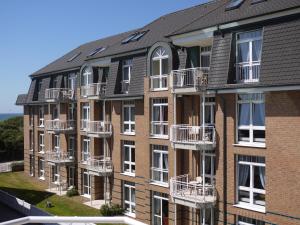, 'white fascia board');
171,7,300,46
